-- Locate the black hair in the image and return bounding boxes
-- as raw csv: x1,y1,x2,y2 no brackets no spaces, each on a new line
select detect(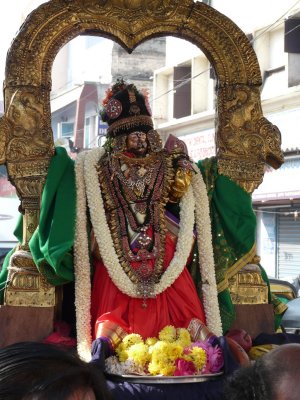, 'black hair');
223,358,274,400
225,343,300,400
0,342,111,400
